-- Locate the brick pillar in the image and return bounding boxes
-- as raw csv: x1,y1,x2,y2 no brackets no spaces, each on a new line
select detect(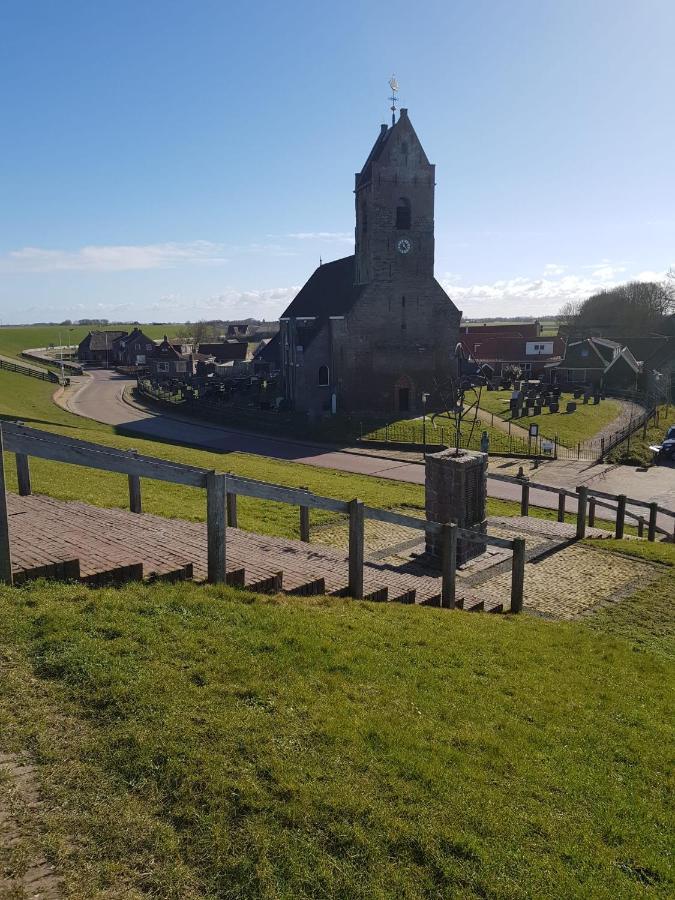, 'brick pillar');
425,449,488,565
